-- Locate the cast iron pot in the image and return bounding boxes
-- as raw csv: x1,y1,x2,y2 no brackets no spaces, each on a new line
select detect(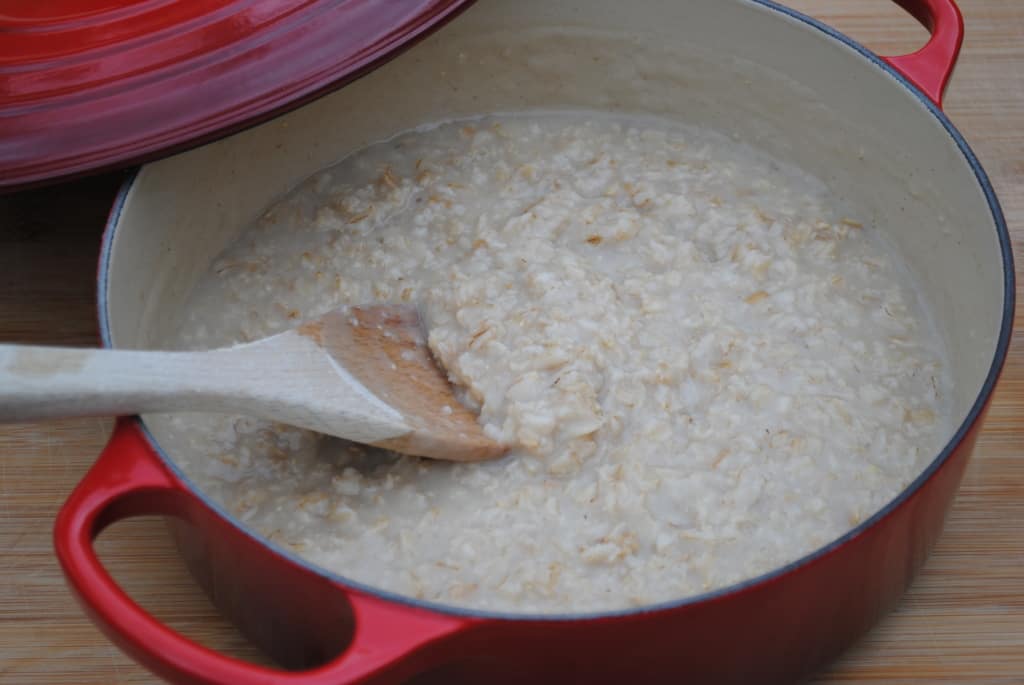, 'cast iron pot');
54,0,1014,683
